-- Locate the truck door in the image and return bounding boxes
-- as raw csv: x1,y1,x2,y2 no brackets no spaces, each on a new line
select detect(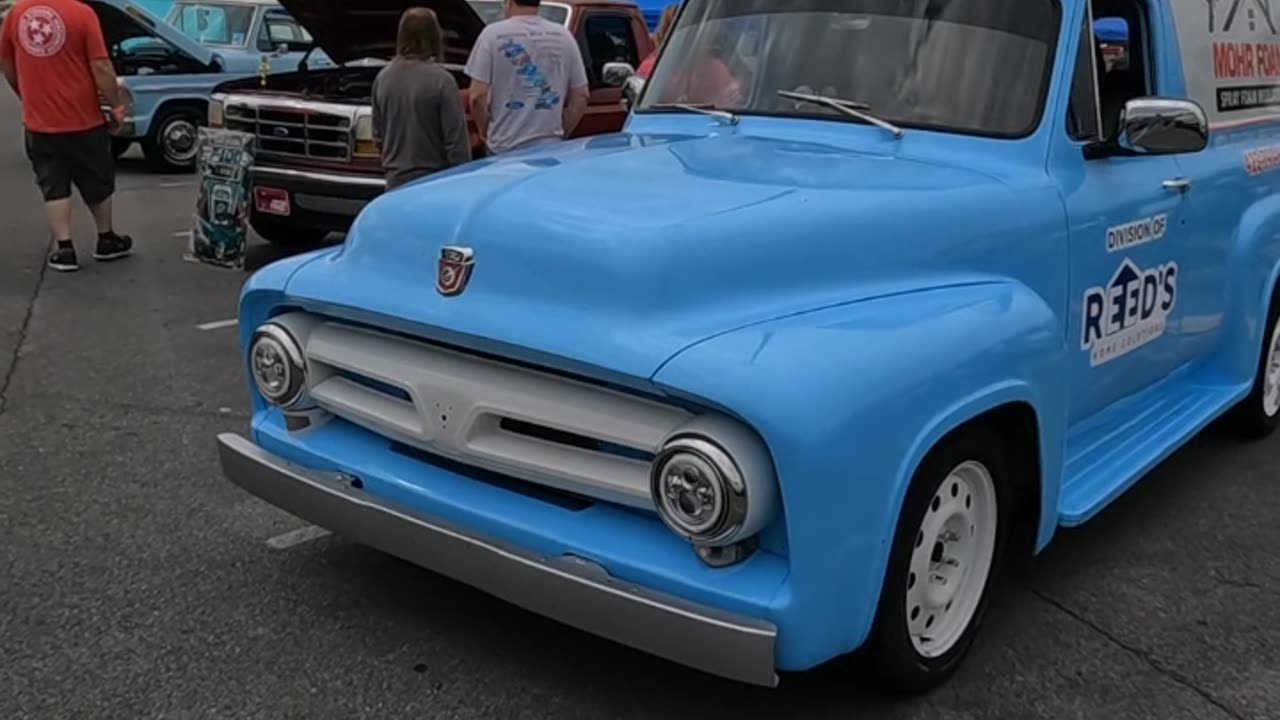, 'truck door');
574,8,645,137
1059,2,1195,423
